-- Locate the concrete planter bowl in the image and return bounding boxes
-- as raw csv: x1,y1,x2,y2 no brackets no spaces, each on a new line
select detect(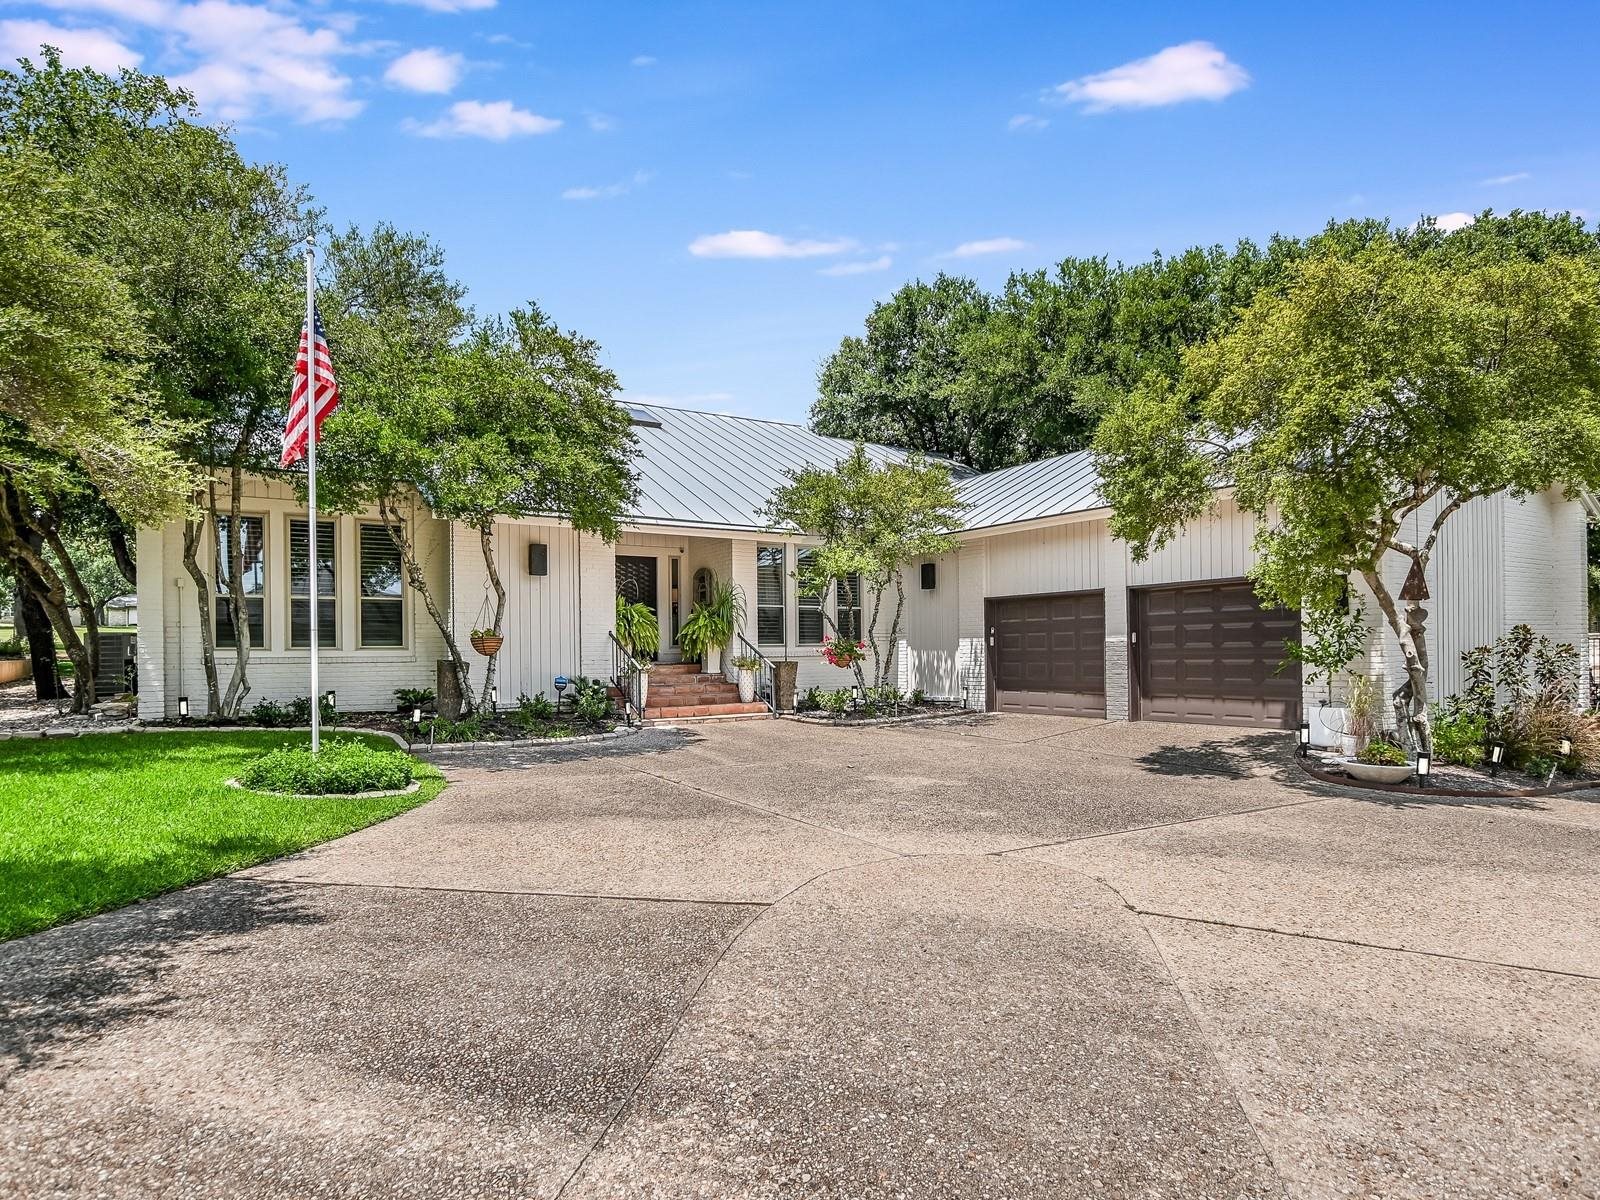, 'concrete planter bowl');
1340,759,1416,784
